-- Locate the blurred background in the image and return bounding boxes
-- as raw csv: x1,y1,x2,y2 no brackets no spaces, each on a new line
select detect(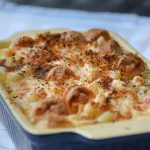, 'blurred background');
0,0,150,55
2,0,150,16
